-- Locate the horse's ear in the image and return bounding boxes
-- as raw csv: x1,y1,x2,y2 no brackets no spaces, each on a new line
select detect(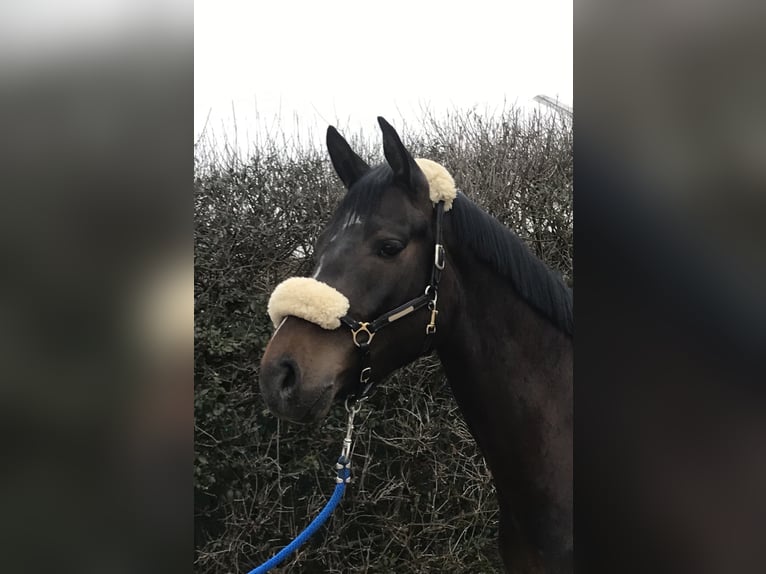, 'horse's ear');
326,126,370,189
377,116,428,194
